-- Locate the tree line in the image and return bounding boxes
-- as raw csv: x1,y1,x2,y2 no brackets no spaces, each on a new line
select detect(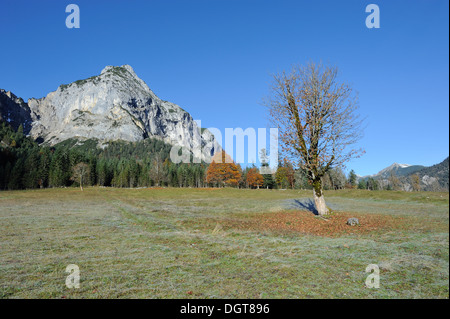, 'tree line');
0,121,417,191
0,122,207,190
